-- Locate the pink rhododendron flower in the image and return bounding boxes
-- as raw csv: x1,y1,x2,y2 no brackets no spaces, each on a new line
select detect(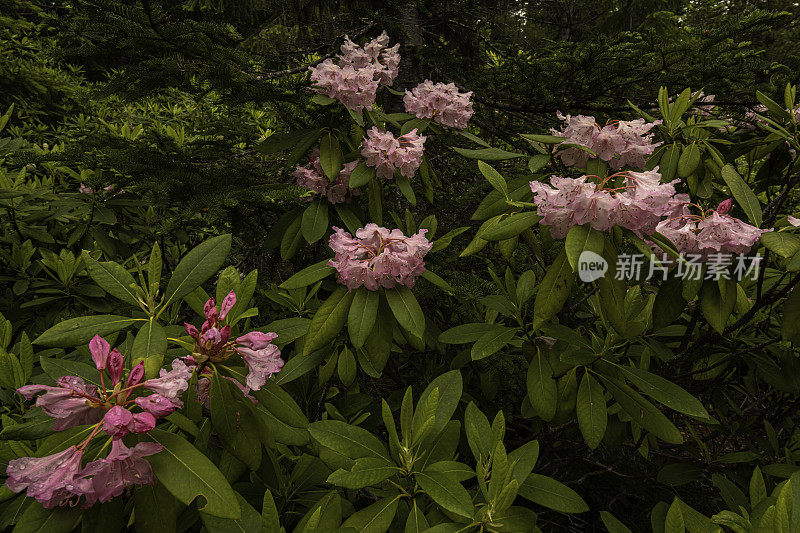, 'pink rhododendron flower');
293,150,360,204
308,32,400,111
6,447,86,508
338,31,400,87
529,168,678,237
78,183,114,194
403,80,474,129
143,358,194,405
328,224,433,290
552,113,661,170
135,394,177,417
654,201,770,259
18,377,104,431
237,346,284,391
361,127,426,179
184,291,283,392
76,440,162,505
787,215,800,227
